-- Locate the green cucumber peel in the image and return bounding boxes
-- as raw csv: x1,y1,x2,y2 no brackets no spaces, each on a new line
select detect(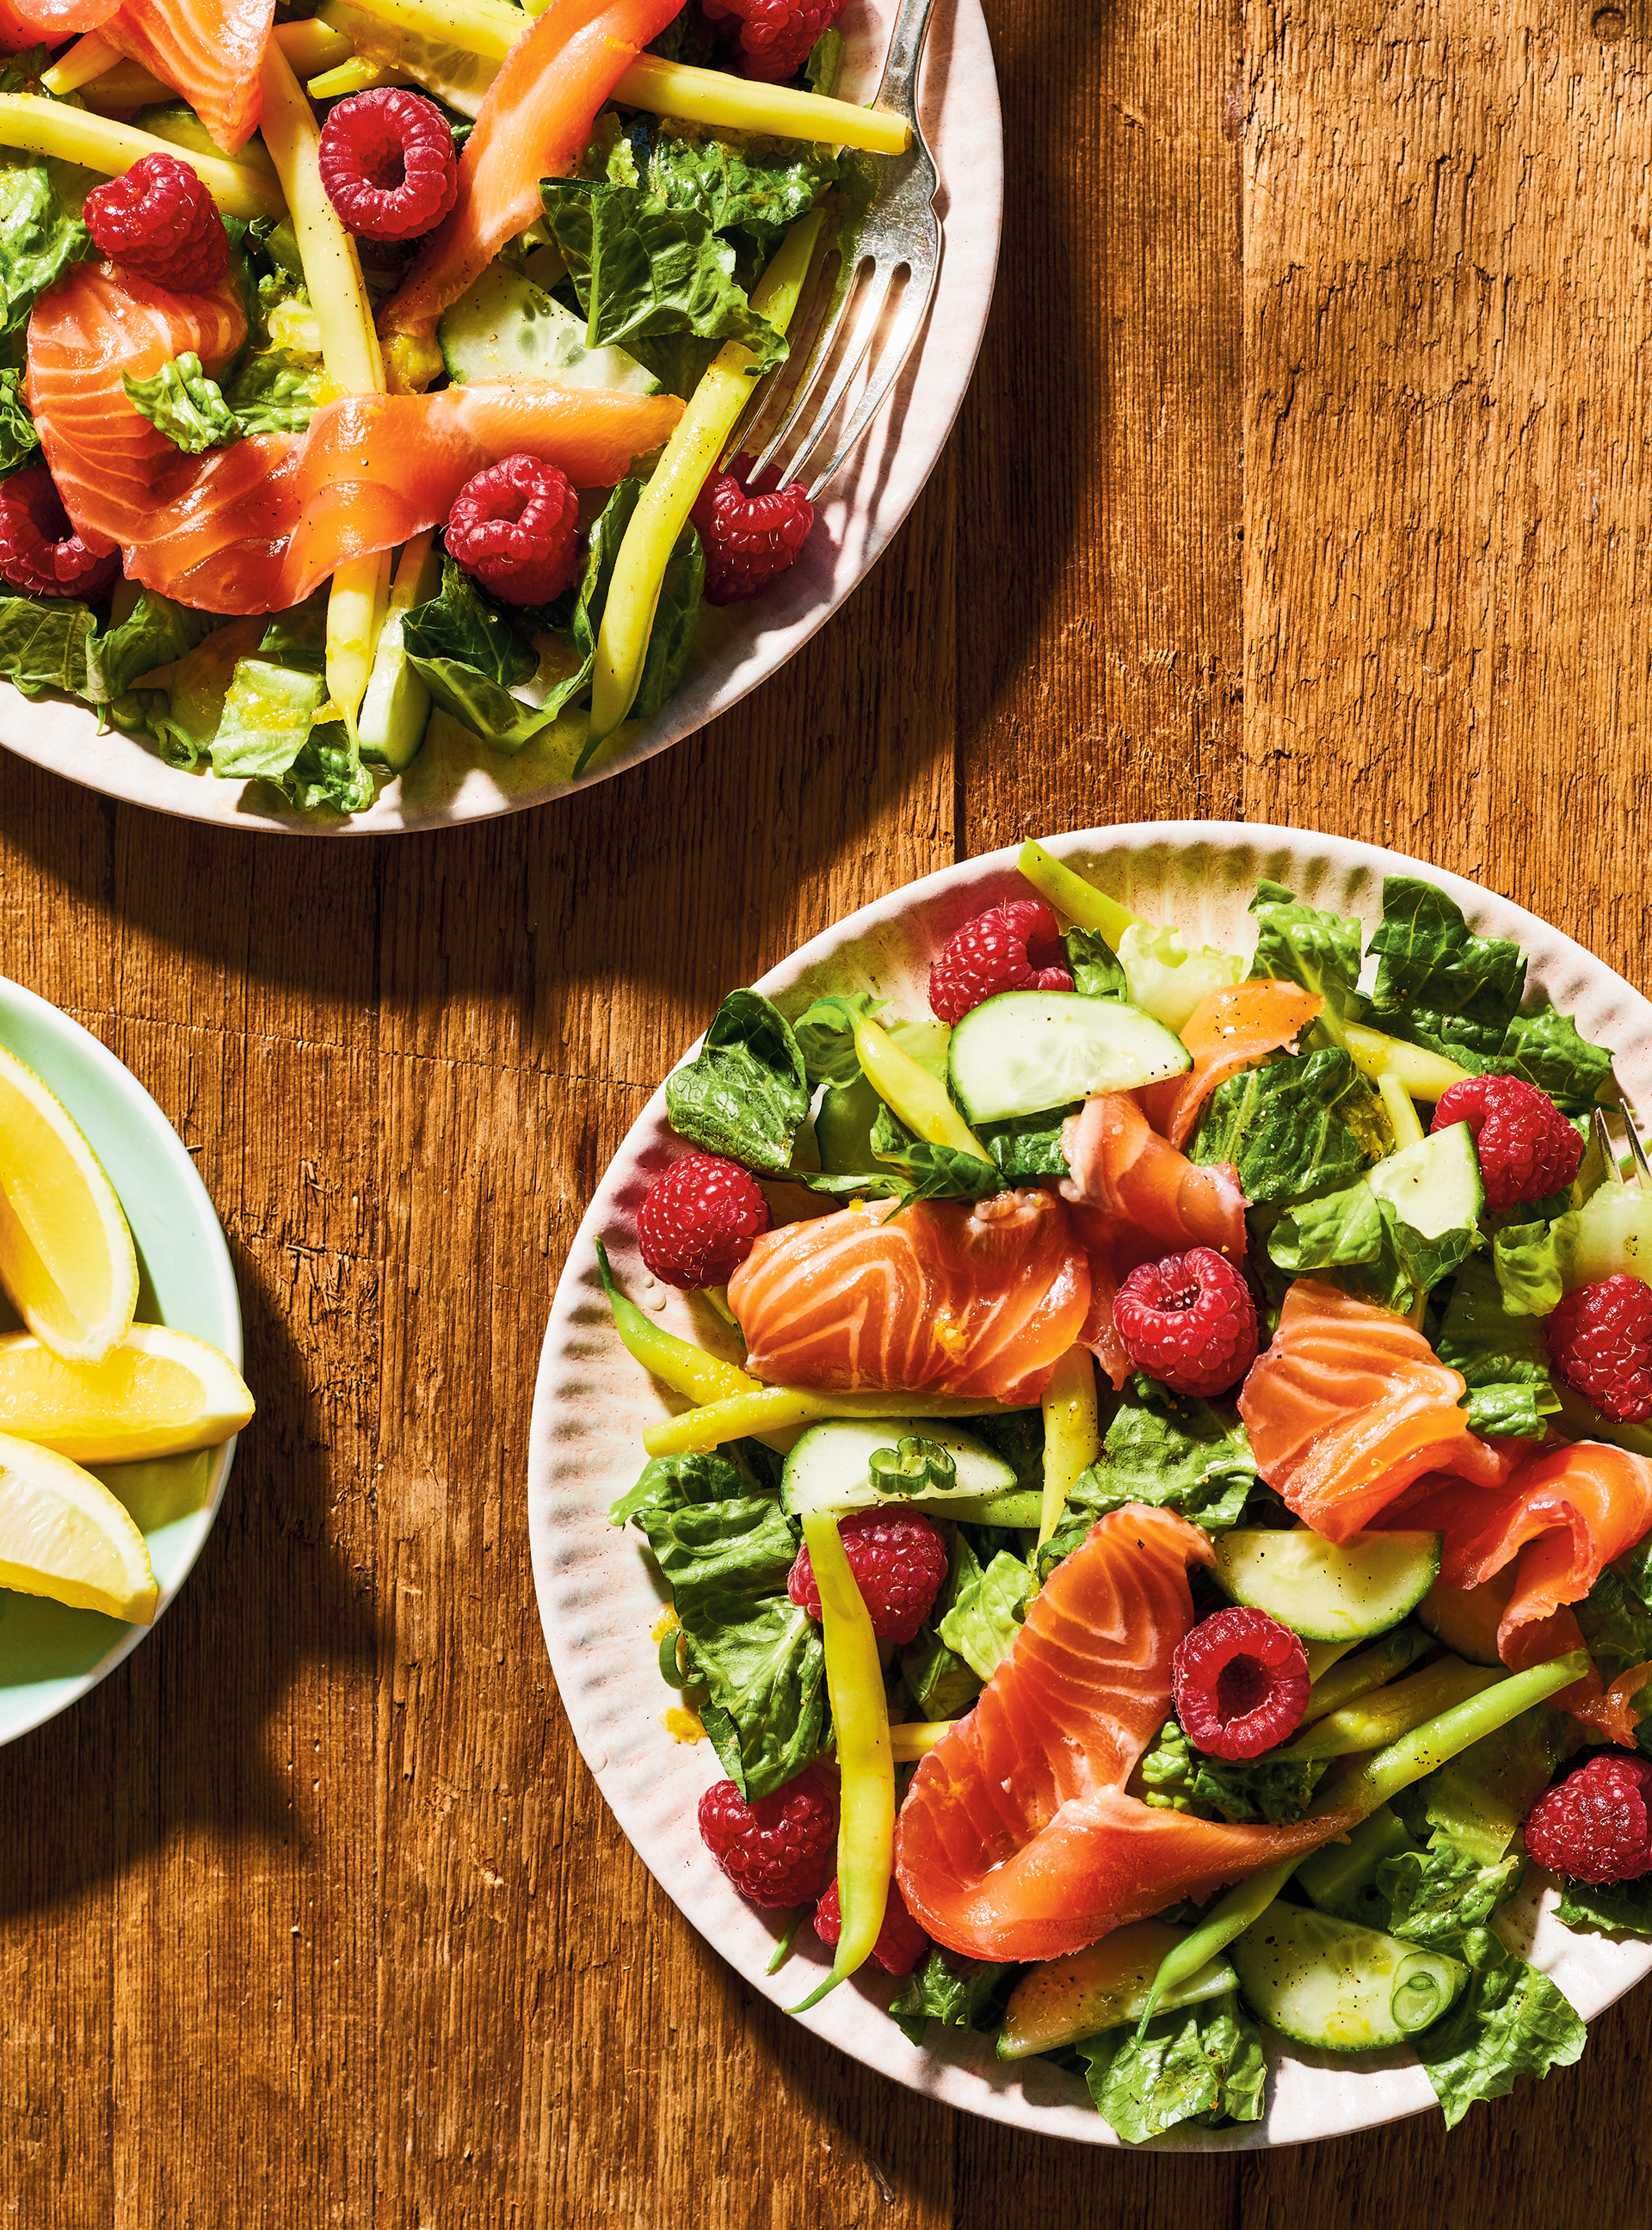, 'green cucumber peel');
1133,1649,1587,2038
